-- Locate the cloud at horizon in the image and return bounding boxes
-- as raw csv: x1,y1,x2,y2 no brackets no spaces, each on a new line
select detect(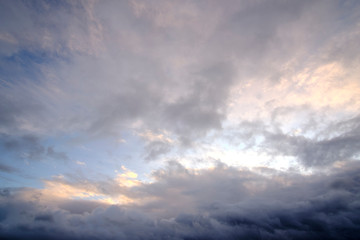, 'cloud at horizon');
1,160,360,240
